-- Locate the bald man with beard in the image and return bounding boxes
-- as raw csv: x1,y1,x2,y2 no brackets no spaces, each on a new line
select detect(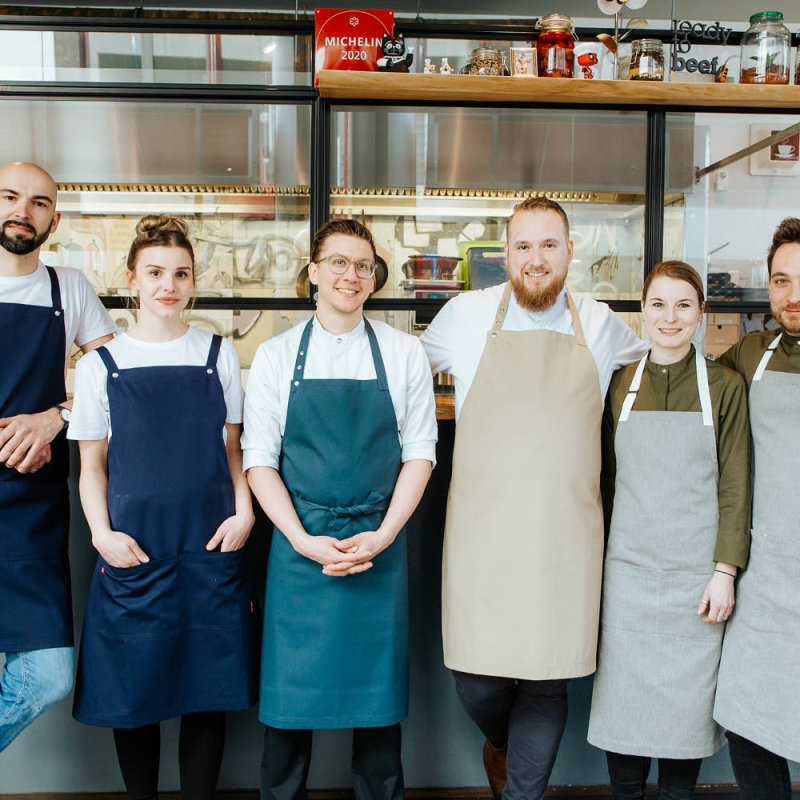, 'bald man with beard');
0,162,114,752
